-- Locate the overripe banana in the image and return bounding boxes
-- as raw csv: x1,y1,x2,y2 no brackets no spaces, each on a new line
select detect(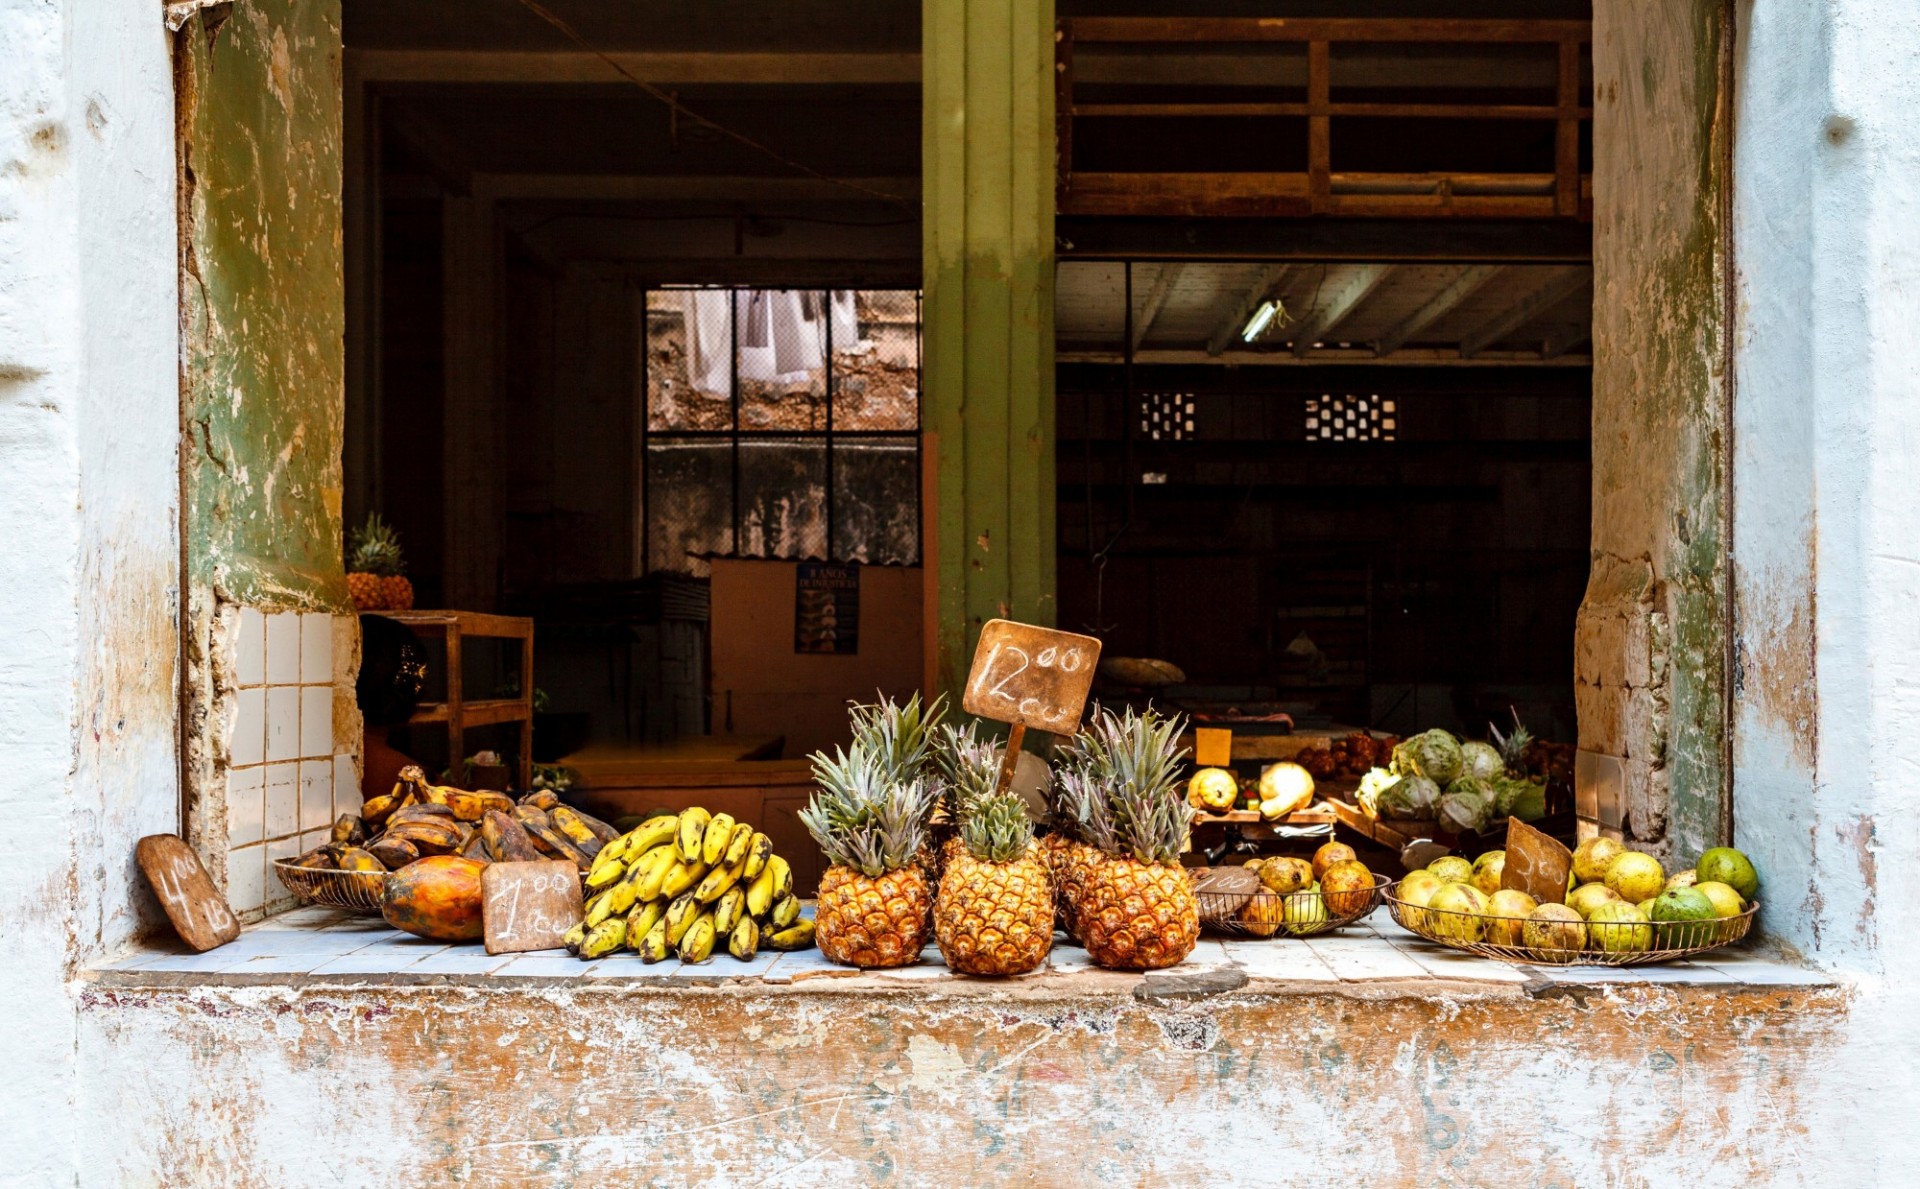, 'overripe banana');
678,912,717,963
676,807,711,863
664,892,701,947
770,892,801,929
660,857,708,899
765,919,816,951
713,886,746,935
638,915,671,963
623,814,681,857
626,899,667,951
630,846,679,901
694,854,748,904
700,813,736,865
729,917,759,961
580,919,625,958
742,832,773,879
